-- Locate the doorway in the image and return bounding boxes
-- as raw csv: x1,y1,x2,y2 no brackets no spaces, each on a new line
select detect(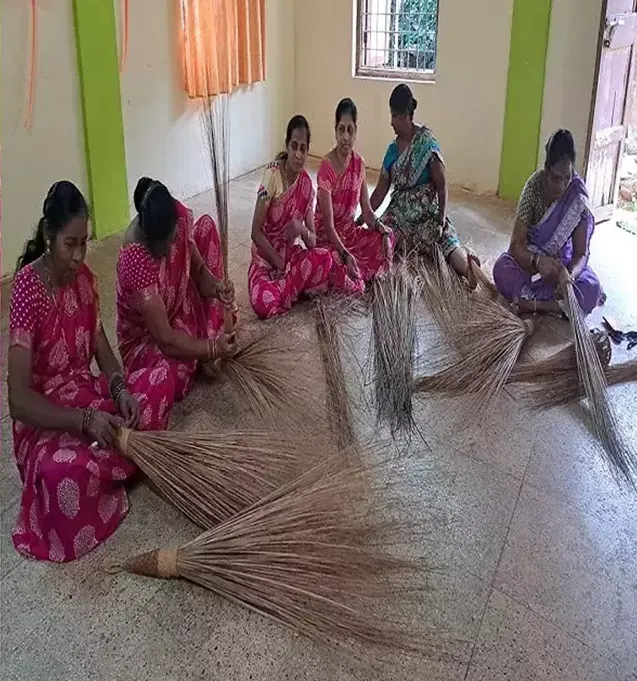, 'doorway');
585,0,637,224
